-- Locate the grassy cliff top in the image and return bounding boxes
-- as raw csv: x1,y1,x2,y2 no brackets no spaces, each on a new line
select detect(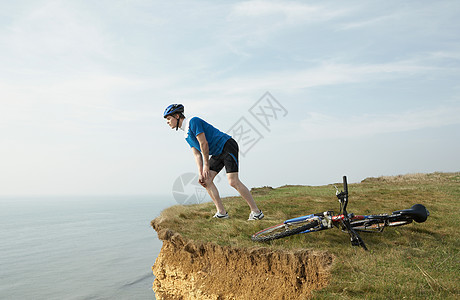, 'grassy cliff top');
152,172,459,299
